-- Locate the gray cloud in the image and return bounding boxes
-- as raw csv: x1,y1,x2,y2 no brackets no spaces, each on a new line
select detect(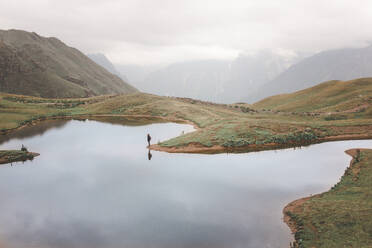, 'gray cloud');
1,0,372,65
